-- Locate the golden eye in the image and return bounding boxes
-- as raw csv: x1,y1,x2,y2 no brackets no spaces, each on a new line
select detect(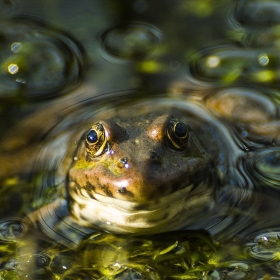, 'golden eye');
166,117,188,150
85,122,108,157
